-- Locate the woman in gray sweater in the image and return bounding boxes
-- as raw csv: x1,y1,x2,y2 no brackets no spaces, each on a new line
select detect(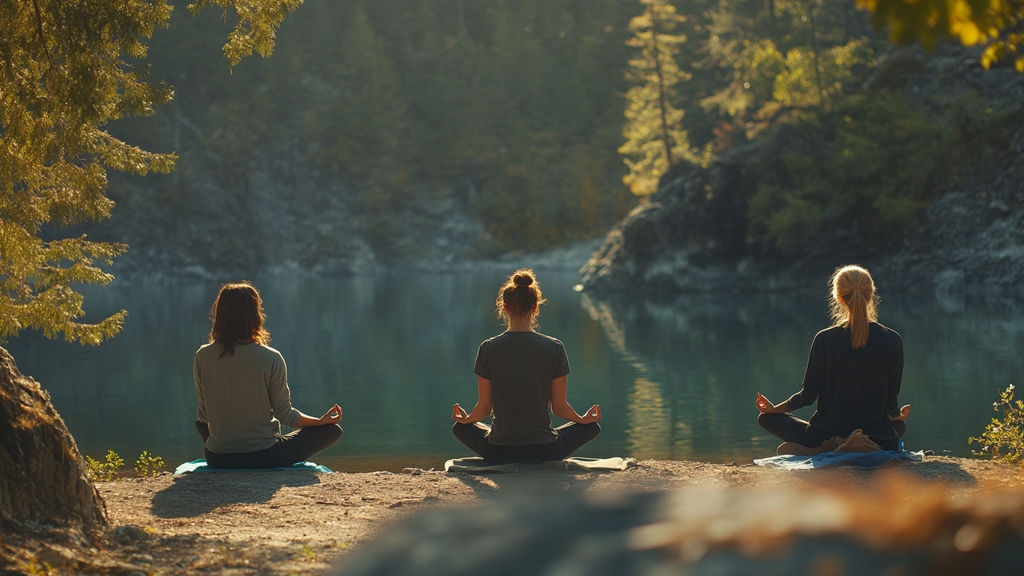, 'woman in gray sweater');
194,282,343,468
